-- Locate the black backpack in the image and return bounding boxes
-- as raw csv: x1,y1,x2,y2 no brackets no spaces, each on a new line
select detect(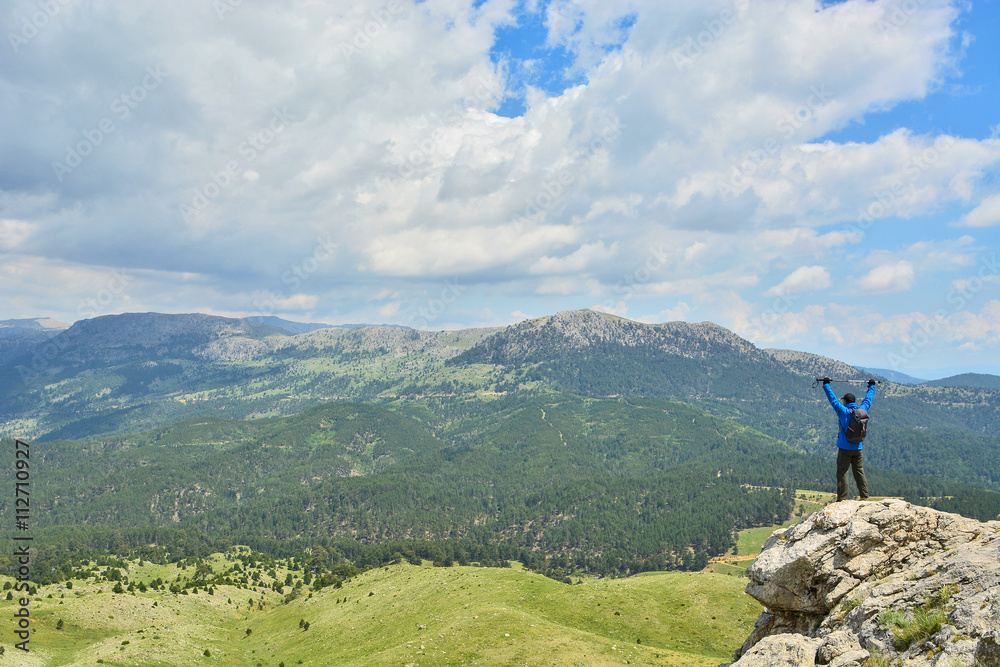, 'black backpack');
844,408,869,444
